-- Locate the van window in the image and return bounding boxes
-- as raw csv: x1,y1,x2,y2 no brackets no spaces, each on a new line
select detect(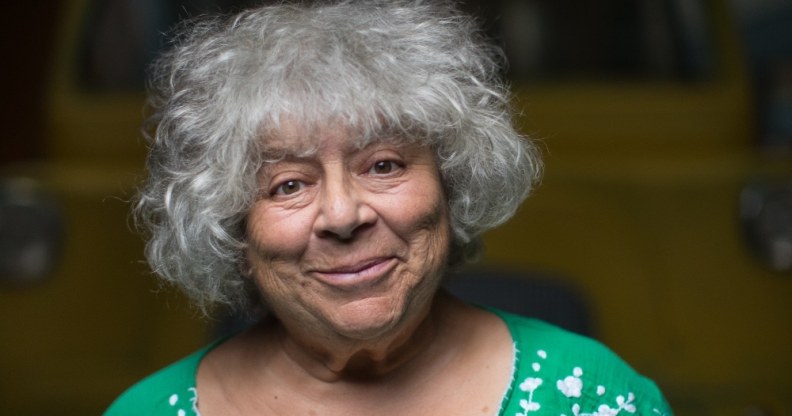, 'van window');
77,0,258,91
77,0,715,91
465,0,714,82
